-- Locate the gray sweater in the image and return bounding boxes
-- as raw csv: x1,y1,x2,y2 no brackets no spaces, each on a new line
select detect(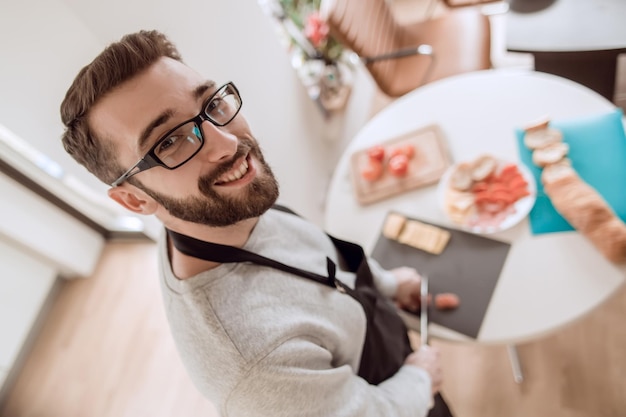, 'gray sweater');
158,208,431,417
